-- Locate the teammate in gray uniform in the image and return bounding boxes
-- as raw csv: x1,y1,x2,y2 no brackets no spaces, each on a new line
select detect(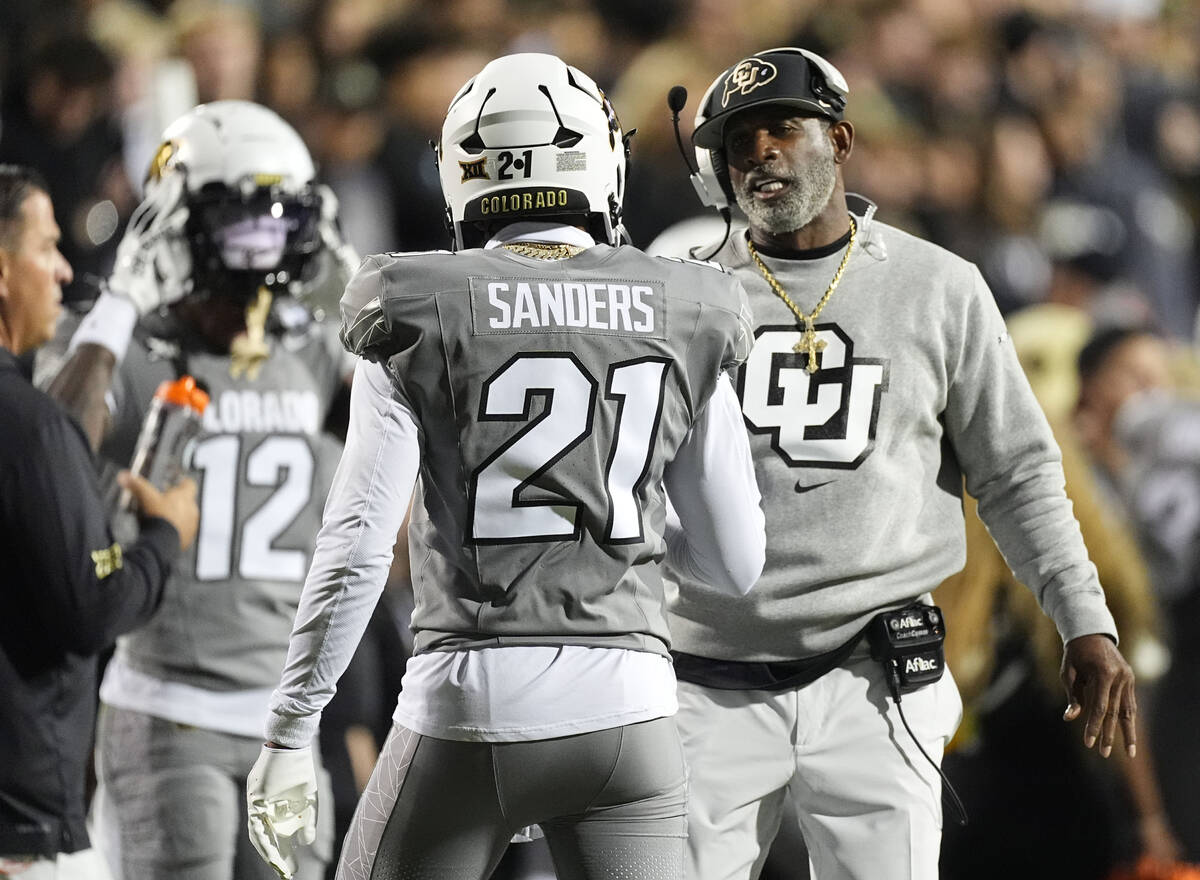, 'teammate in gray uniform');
666,47,1137,880
245,53,765,880
46,101,357,880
